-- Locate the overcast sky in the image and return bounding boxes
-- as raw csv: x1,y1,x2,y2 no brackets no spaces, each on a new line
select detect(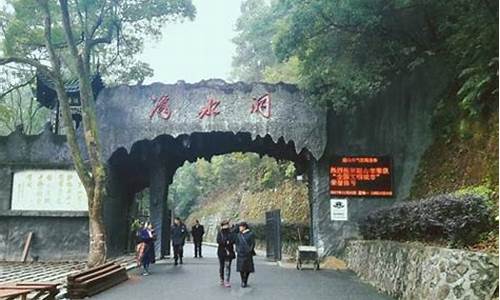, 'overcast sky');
139,0,244,84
